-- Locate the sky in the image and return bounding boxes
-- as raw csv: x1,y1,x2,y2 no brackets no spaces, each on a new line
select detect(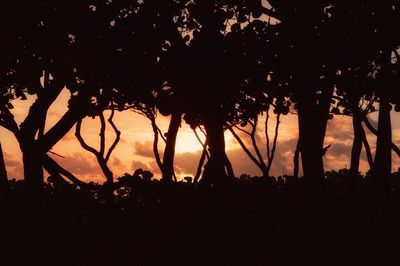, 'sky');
1,88,400,183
